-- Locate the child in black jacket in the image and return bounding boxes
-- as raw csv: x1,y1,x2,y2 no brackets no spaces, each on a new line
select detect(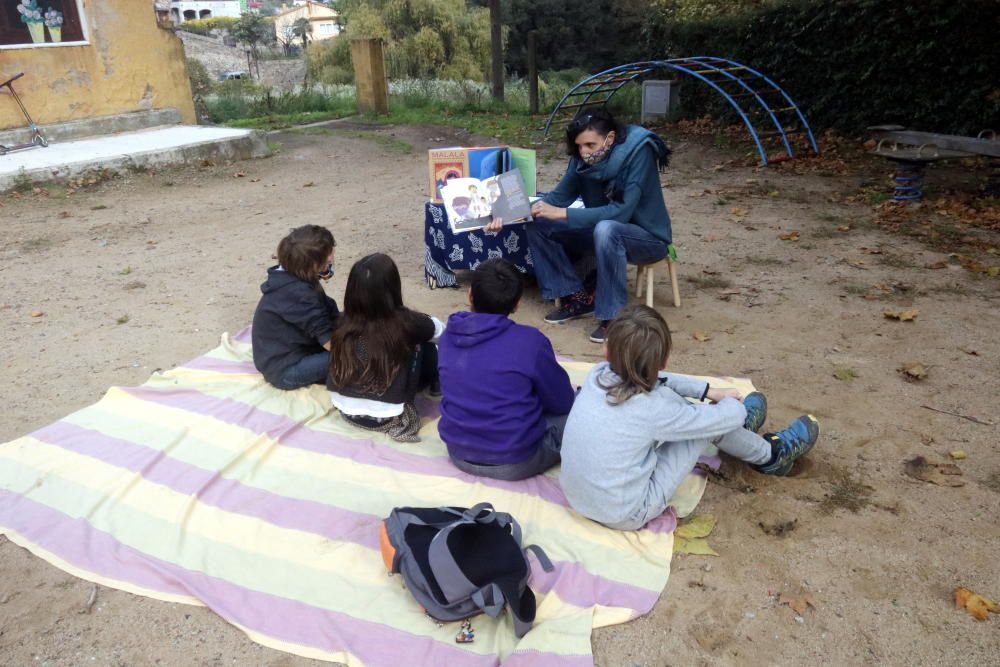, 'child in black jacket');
252,225,339,390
